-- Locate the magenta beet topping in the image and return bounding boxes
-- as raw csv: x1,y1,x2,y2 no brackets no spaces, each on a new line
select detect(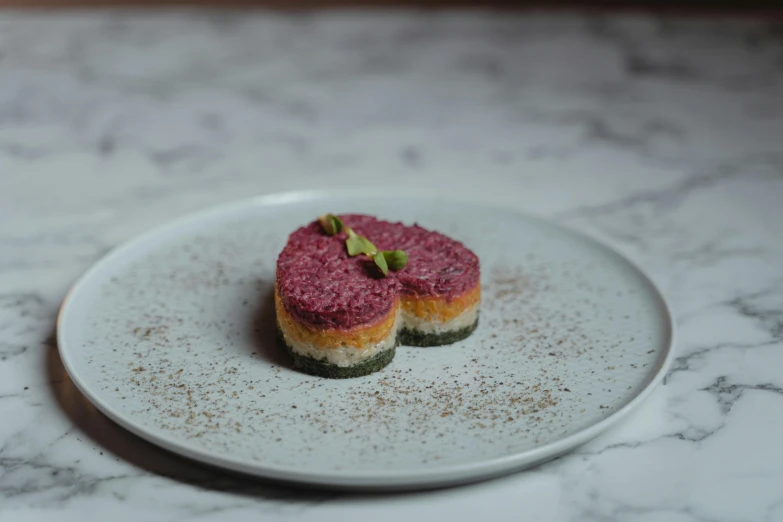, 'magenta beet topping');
276,215,480,330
